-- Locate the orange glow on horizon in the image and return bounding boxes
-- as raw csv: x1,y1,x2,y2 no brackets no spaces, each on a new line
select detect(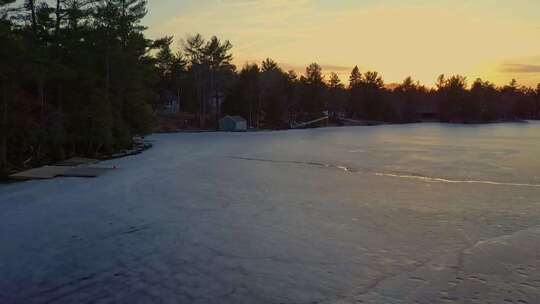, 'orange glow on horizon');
146,0,540,87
